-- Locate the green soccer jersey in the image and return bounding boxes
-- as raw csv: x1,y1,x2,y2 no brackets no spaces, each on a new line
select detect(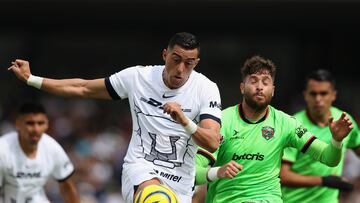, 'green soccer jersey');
206,104,321,203
282,107,360,203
